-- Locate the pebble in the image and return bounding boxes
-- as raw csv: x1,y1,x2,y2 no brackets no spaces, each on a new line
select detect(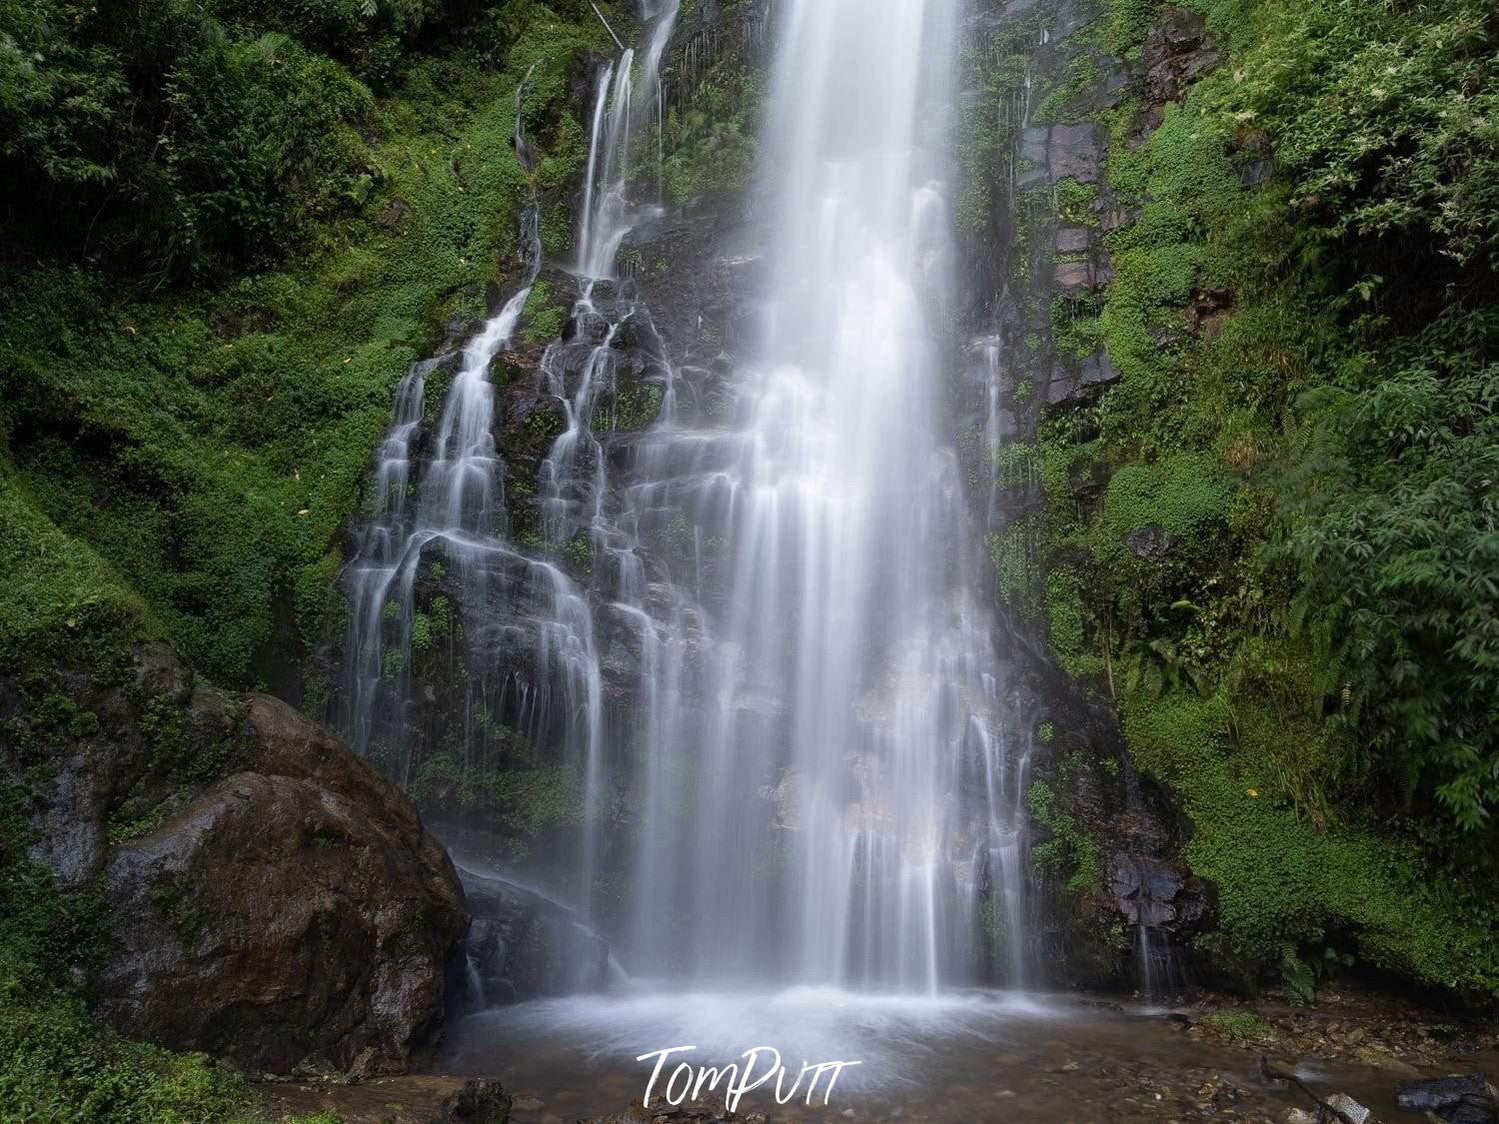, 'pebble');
1326,1093,1370,1124
513,1095,546,1111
